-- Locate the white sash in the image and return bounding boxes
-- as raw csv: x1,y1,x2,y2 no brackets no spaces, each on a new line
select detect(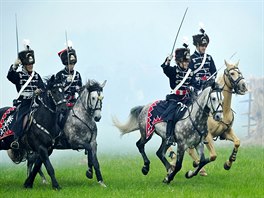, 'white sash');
171,68,192,93
17,70,35,99
193,53,207,74
64,70,76,91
